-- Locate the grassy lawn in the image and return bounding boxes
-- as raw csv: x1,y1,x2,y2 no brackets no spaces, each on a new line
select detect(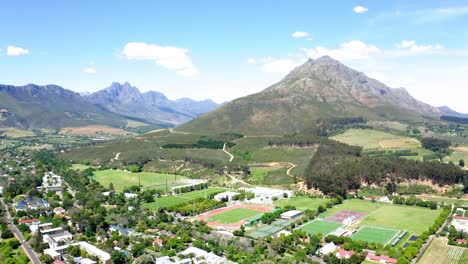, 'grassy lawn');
351,226,399,245
418,237,468,264
206,208,264,224
331,129,420,150
143,187,228,210
358,204,442,235
0,127,35,138
320,199,383,217
72,163,92,171
232,137,316,176
444,148,468,167
300,220,342,236
275,196,329,211
93,169,186,191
